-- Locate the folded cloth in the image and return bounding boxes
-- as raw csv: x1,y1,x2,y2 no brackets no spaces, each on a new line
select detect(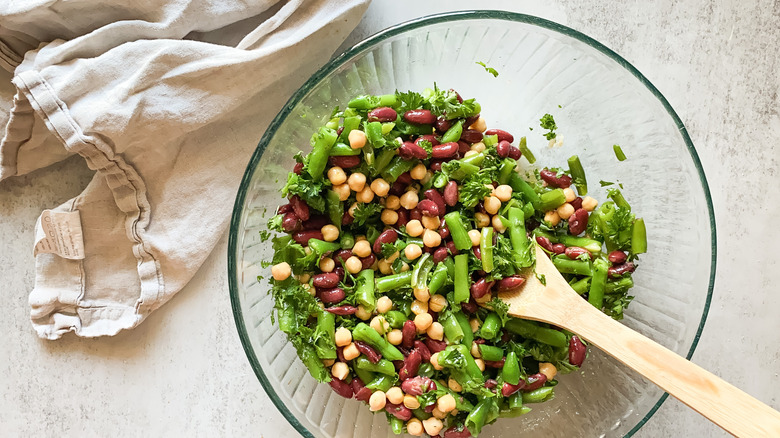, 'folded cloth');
0,0,370,339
